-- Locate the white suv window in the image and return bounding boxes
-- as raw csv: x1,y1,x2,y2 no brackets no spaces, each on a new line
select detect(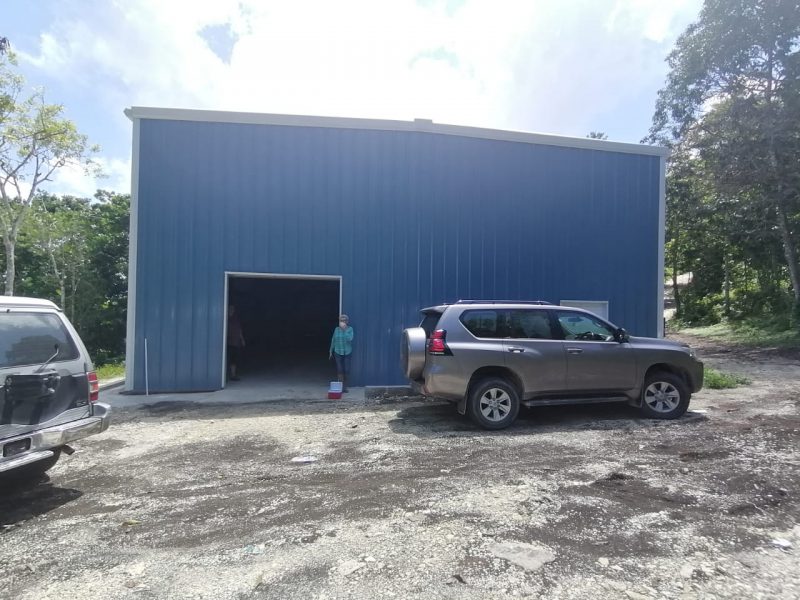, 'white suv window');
0,312,79,368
